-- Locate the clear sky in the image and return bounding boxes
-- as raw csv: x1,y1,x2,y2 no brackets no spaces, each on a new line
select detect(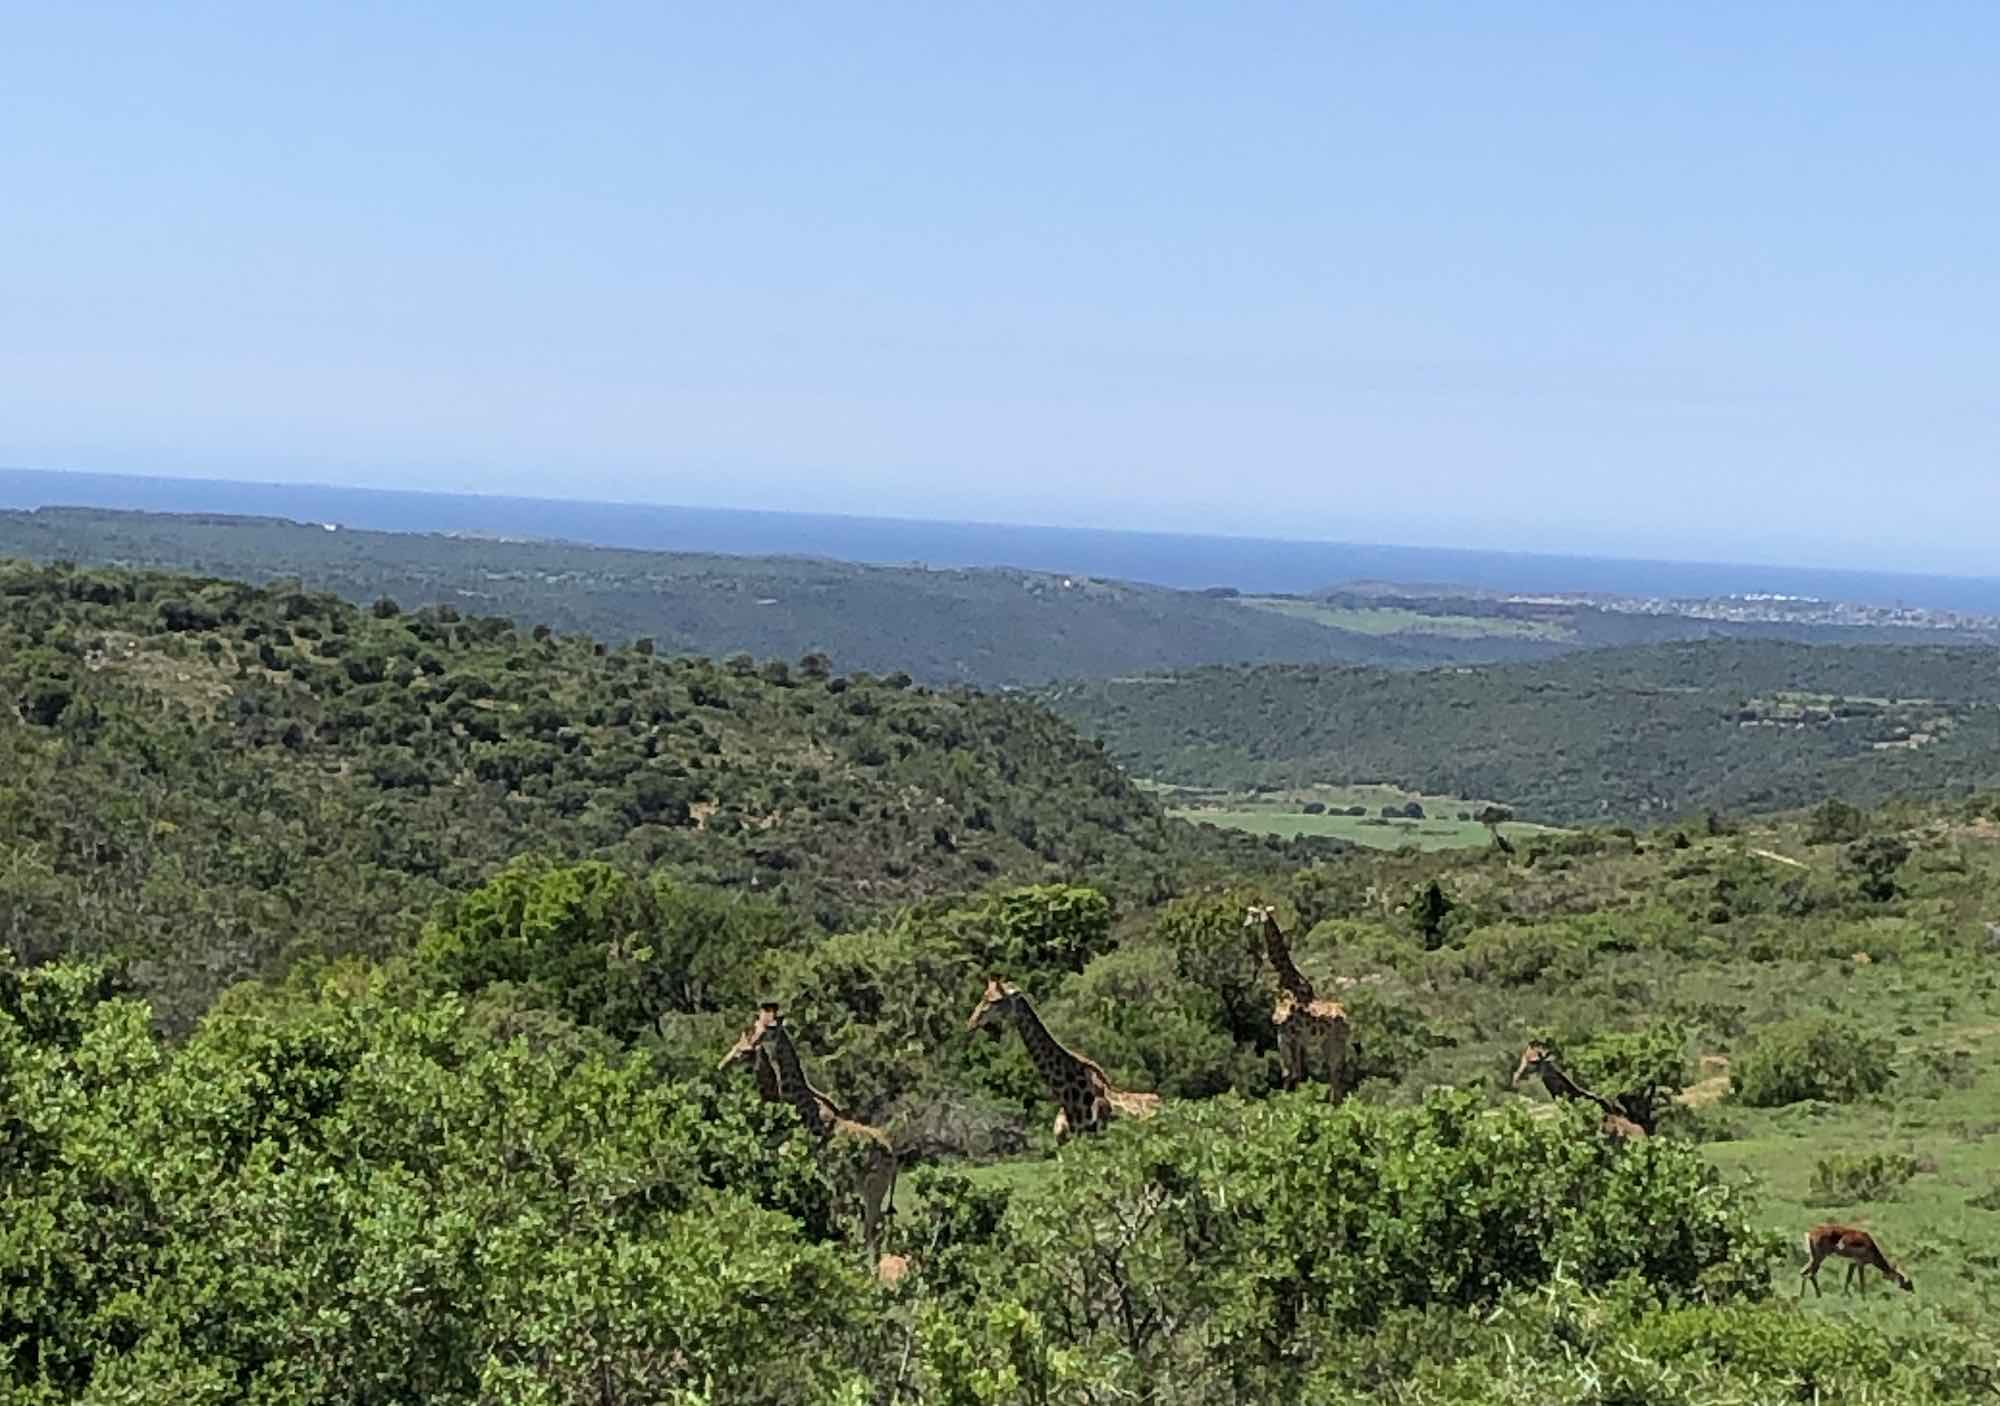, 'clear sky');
5,4,1996,573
